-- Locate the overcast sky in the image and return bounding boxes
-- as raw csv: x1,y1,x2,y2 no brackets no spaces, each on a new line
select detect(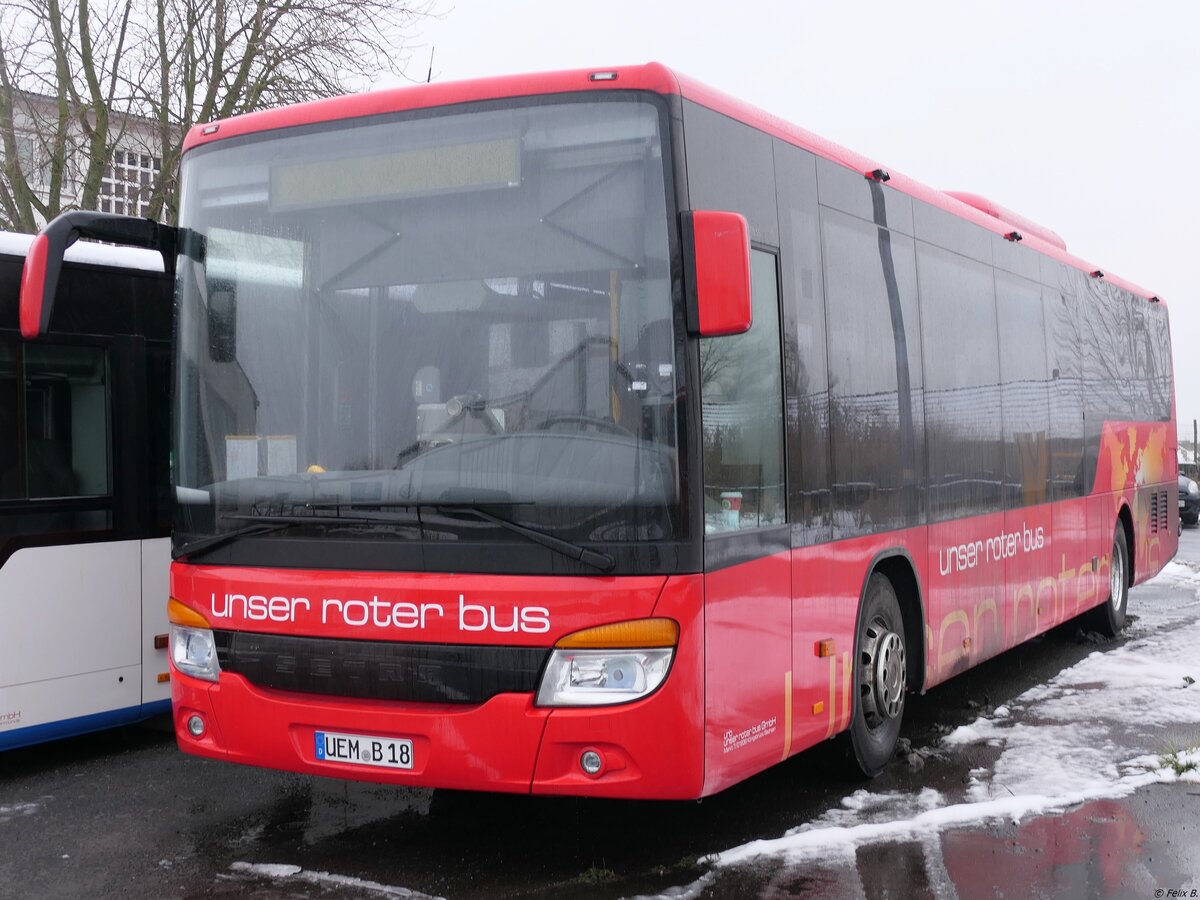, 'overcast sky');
378,1,1199,441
